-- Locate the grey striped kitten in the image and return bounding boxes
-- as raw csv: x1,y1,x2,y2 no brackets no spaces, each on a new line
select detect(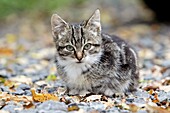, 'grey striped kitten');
51,9,139,96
